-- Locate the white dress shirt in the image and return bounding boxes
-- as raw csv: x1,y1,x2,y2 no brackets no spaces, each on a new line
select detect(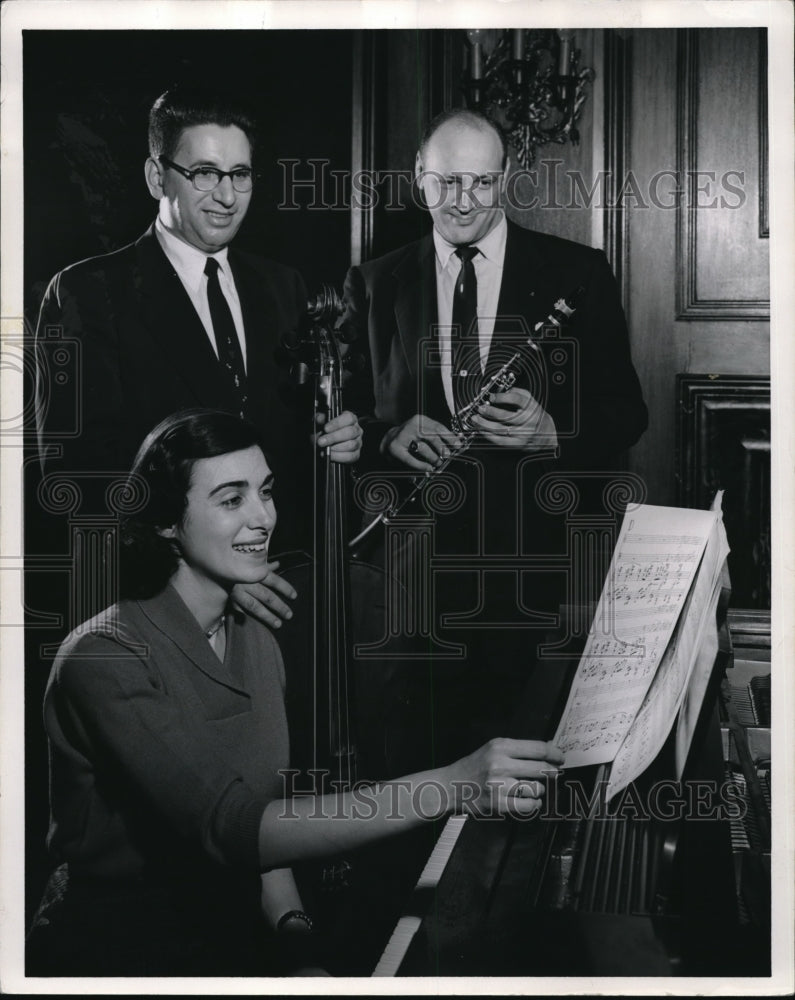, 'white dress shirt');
155,218,247,370
433,213,507,416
